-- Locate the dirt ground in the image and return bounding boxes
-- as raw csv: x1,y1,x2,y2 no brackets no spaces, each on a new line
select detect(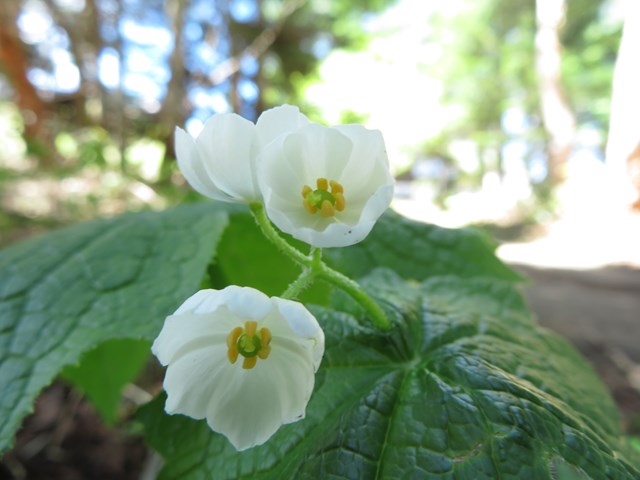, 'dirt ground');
514,263,640,435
